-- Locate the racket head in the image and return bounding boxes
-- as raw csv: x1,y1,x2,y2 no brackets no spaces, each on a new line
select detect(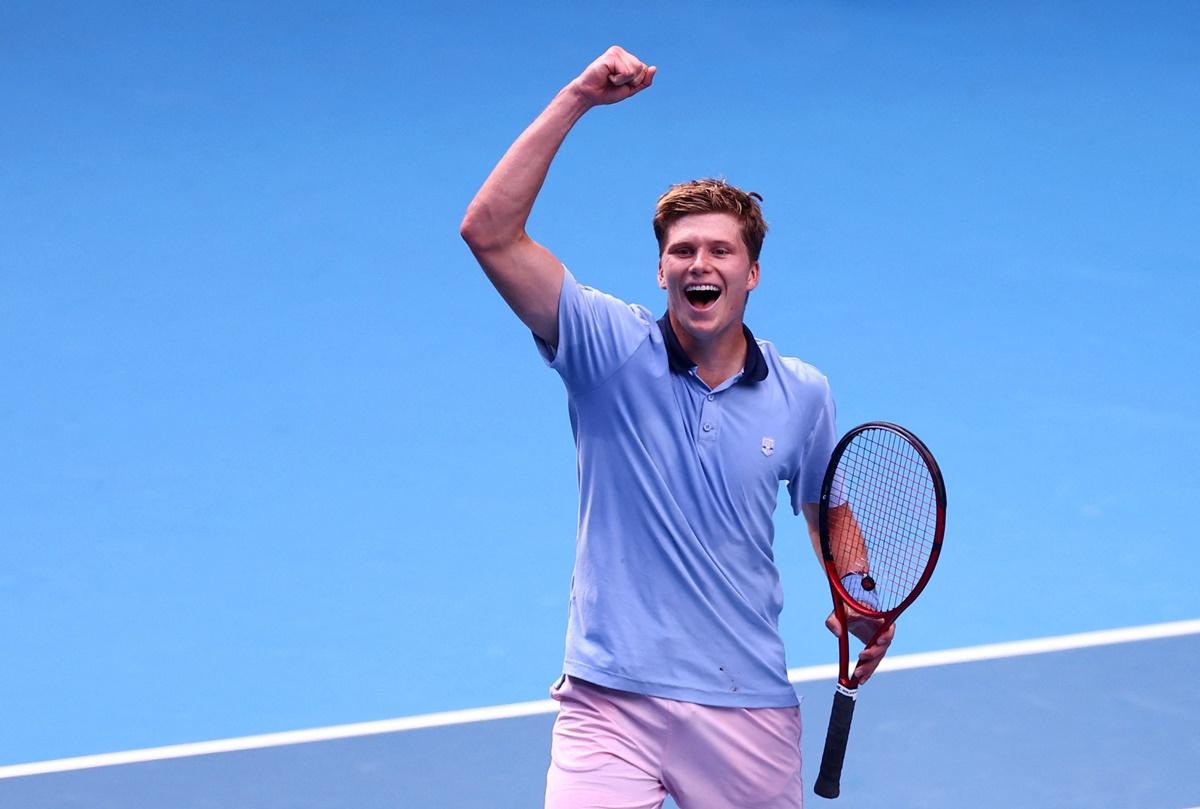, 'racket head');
818,422,946,619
